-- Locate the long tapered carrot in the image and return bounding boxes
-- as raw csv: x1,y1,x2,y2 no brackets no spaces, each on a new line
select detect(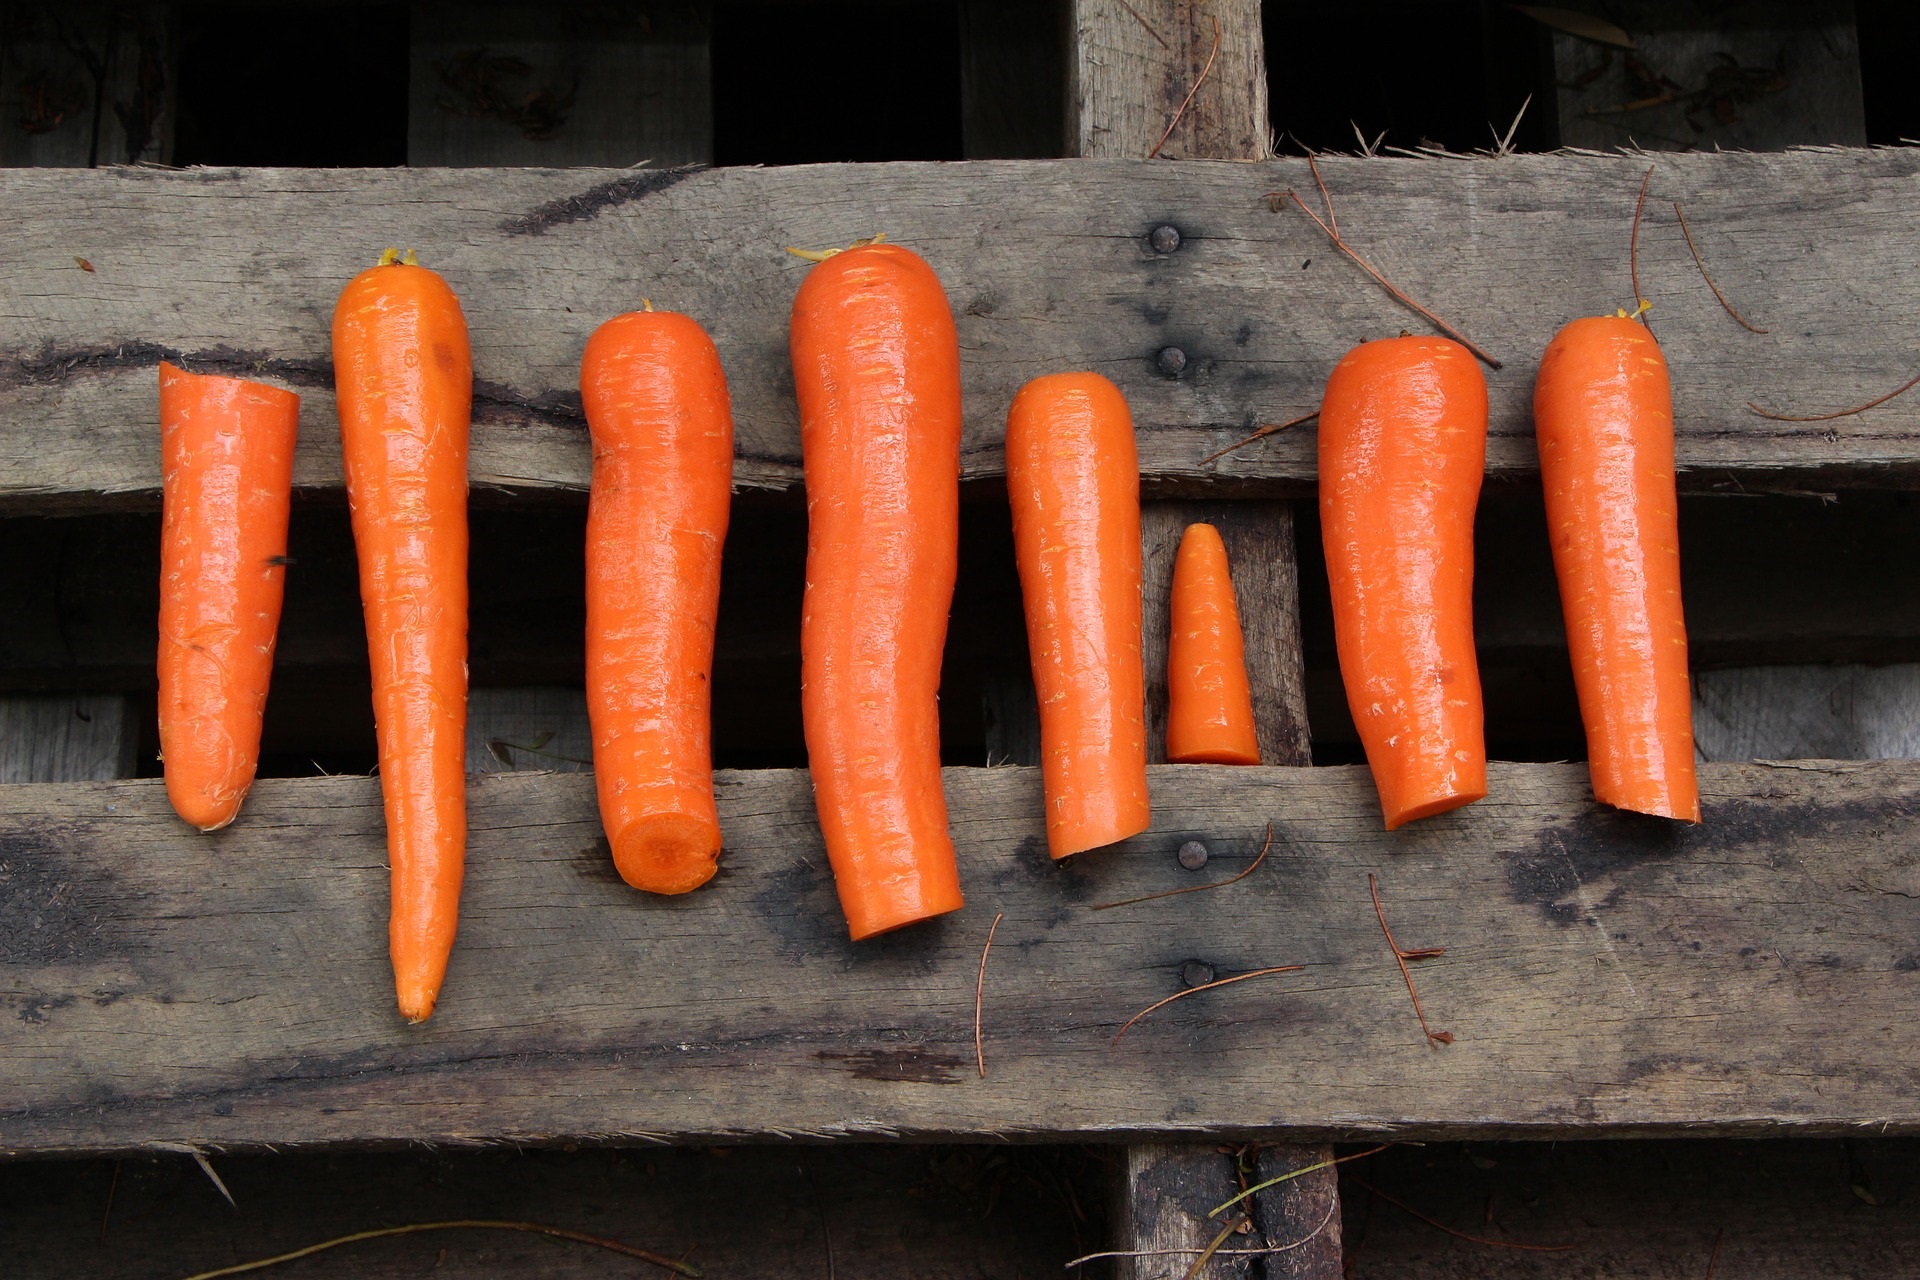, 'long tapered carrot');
1319,336,1488,830
581,308,733,893
1534,315,1699,821
790,241,965,939
157,362,300,832
1166,522,1259,765
1005,372,1151,857
332,250,472,1023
